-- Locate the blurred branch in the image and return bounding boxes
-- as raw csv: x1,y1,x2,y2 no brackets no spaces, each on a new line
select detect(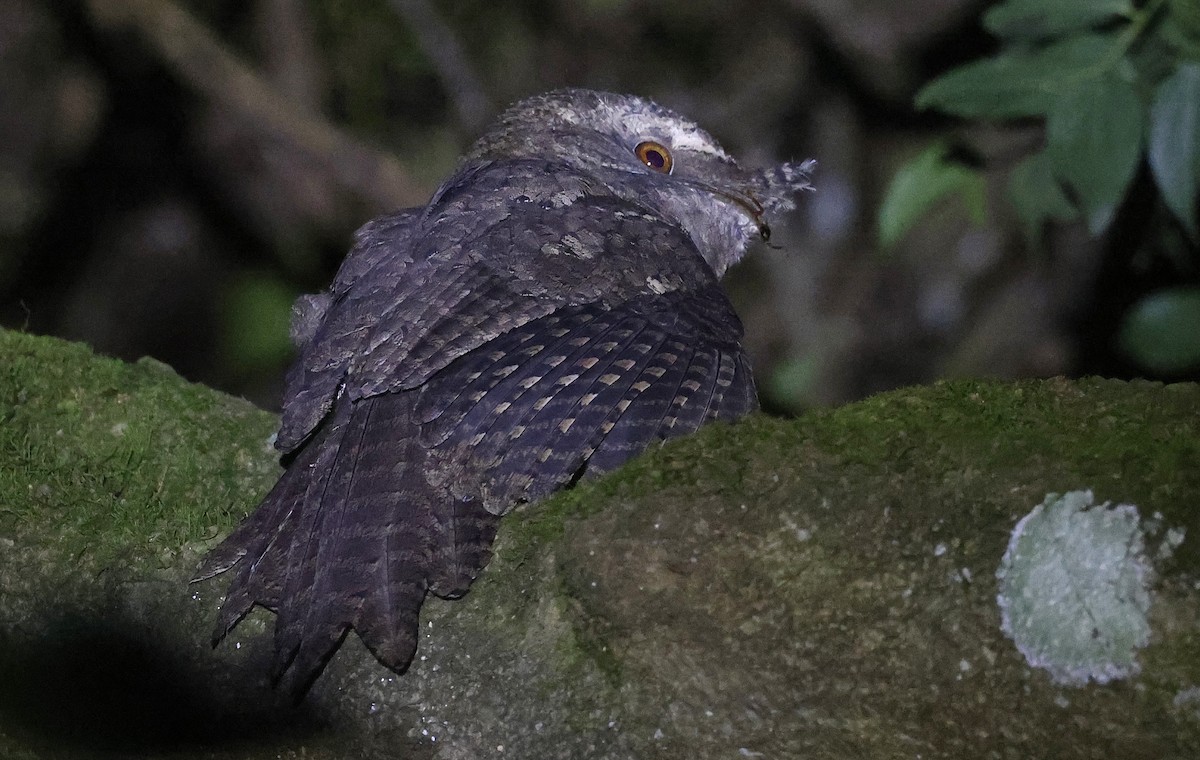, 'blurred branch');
84,0,424,210
257,0,322,112
388,0,493,132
